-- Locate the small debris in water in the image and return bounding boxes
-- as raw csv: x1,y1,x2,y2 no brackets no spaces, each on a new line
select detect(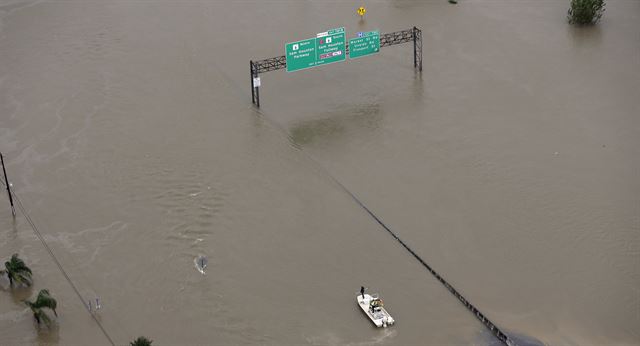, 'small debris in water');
87,297,101,312
195,255,208,275
449,0,458,4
